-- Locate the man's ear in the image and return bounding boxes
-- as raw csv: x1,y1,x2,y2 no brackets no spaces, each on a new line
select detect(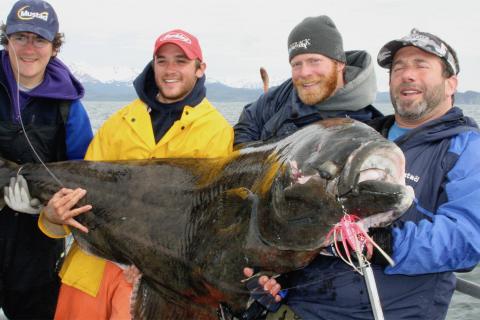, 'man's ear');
196,61,206,78
445,75,458,97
